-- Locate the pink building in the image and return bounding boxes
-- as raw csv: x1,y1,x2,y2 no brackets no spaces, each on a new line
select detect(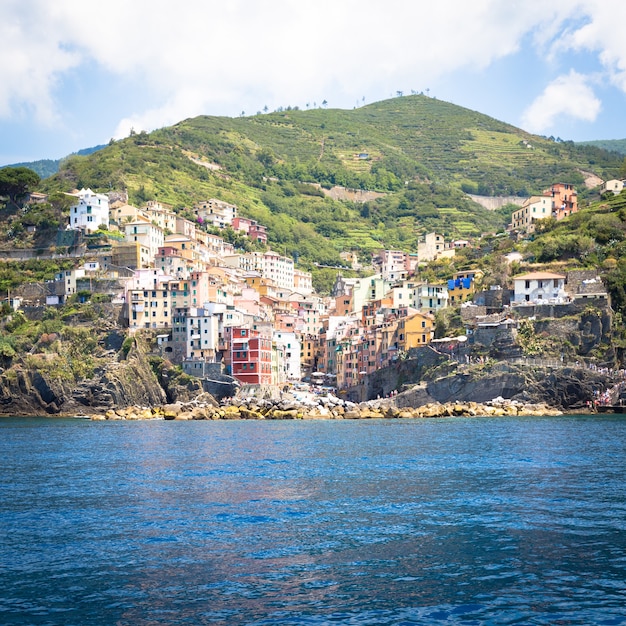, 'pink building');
232,217,268,244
